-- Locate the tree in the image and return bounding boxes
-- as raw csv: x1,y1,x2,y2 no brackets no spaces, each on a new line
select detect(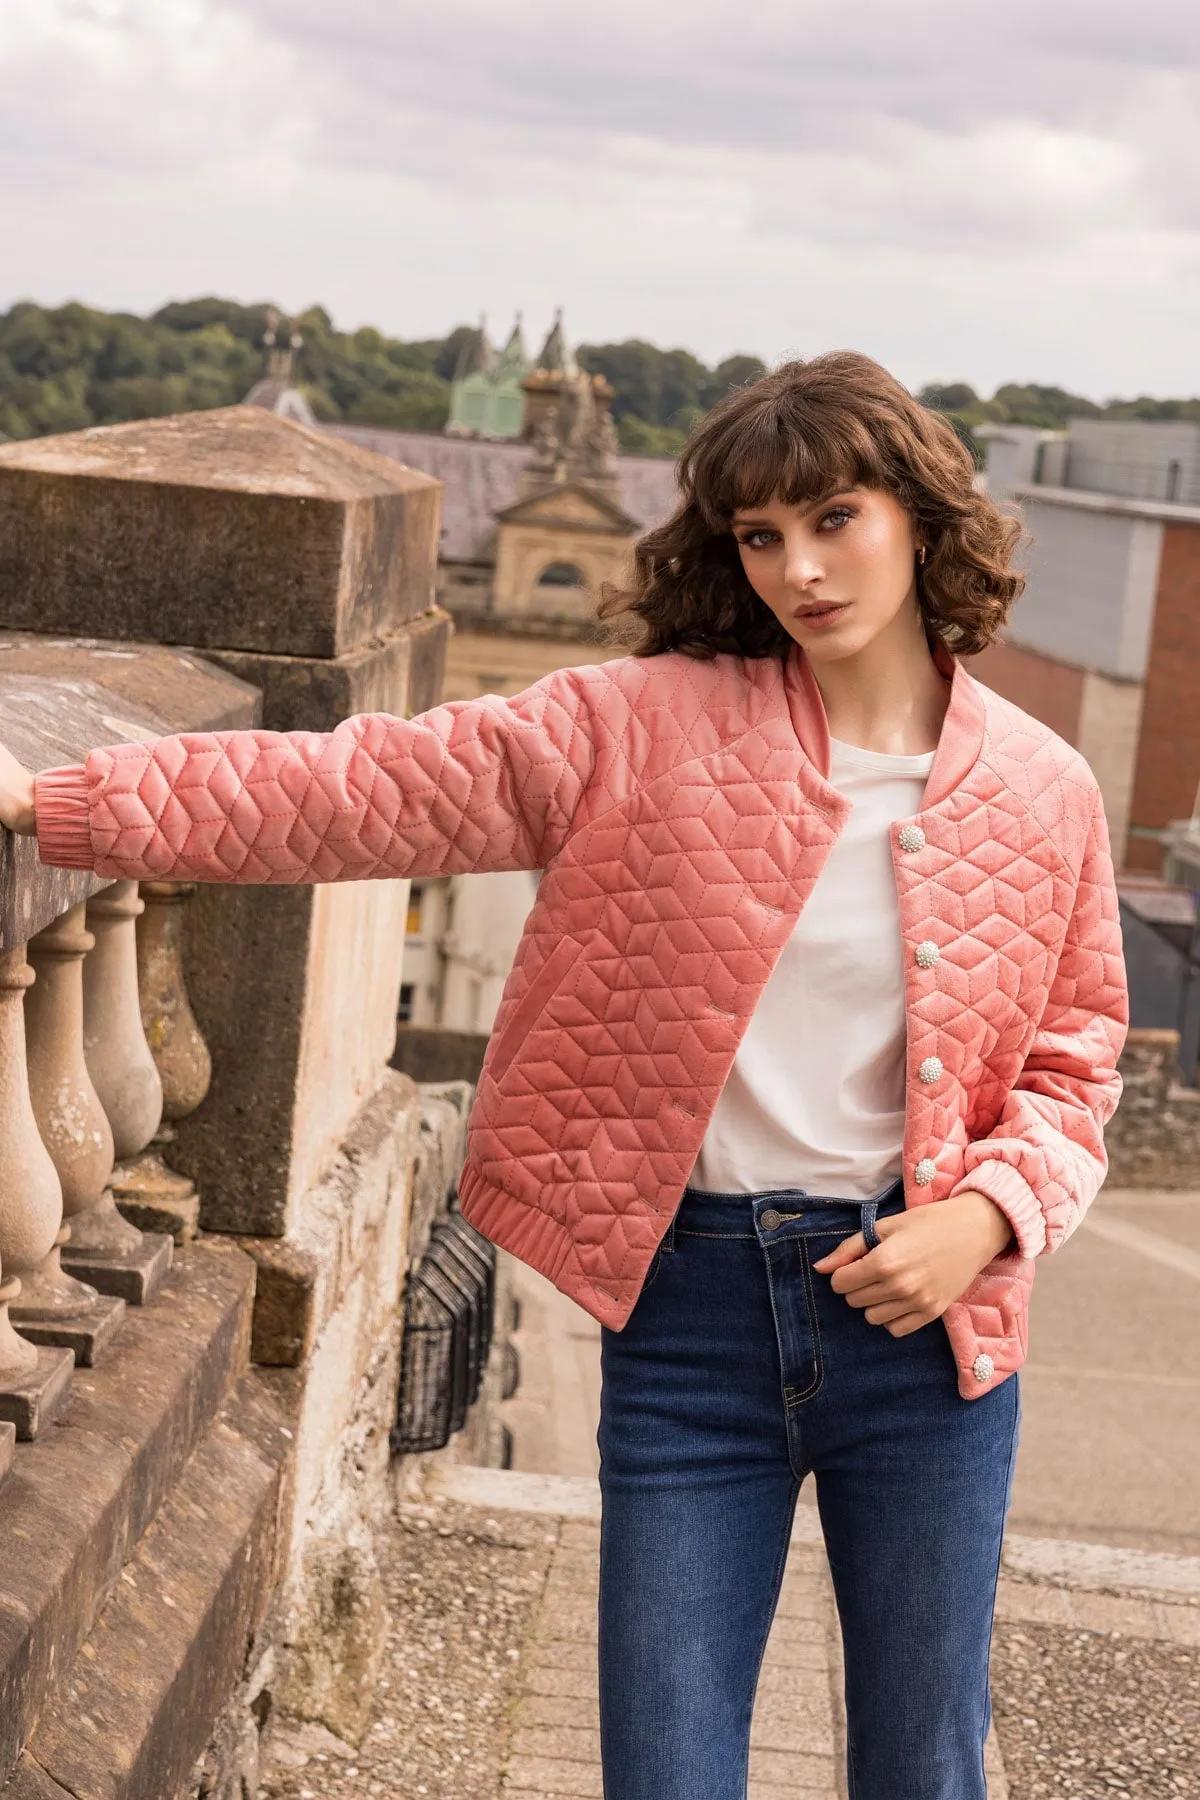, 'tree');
918,382,979,414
